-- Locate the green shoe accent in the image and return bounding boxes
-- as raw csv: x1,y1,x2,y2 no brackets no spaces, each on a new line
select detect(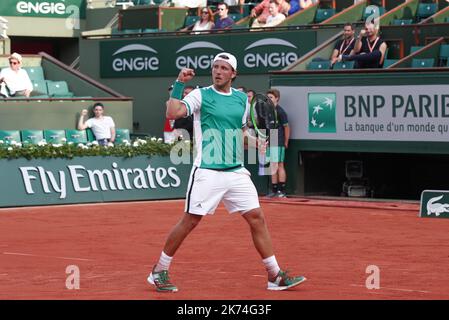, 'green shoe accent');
267,270,306,291
147,267,178,292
